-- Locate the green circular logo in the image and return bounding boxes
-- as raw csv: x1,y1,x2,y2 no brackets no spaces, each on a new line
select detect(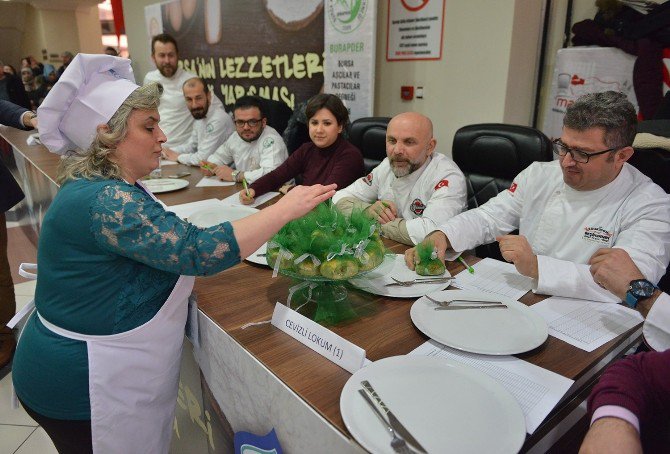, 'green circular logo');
327,0,368,34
